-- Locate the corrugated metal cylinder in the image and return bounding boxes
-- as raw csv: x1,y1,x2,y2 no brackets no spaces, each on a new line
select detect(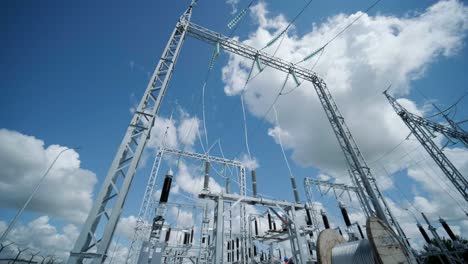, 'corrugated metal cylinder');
331,239,376,264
